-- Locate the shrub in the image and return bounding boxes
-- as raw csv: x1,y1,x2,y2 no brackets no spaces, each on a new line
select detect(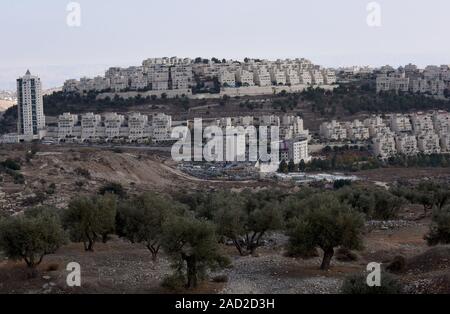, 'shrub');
1,159,21,171
341,272,402,294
